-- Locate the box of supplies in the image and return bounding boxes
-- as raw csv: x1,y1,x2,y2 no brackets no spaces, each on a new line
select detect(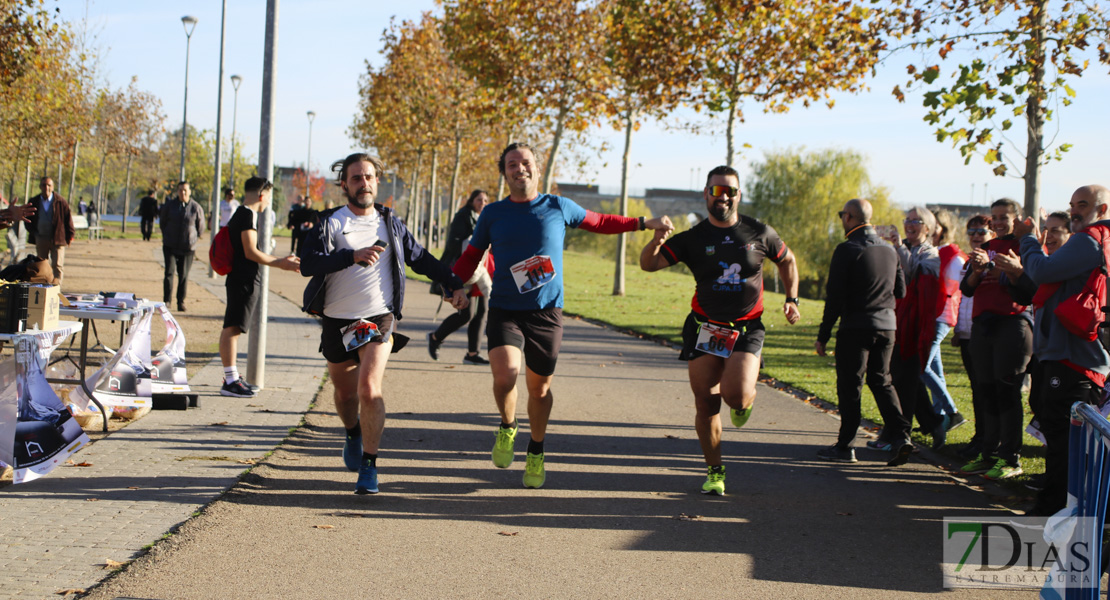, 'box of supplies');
25,284,60,331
